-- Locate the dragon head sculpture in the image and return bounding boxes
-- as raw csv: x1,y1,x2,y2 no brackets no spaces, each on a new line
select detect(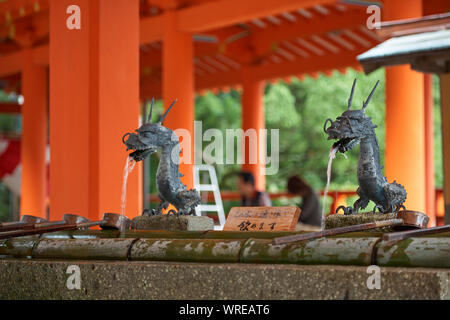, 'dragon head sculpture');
122,99,178,162
323,79,379,154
